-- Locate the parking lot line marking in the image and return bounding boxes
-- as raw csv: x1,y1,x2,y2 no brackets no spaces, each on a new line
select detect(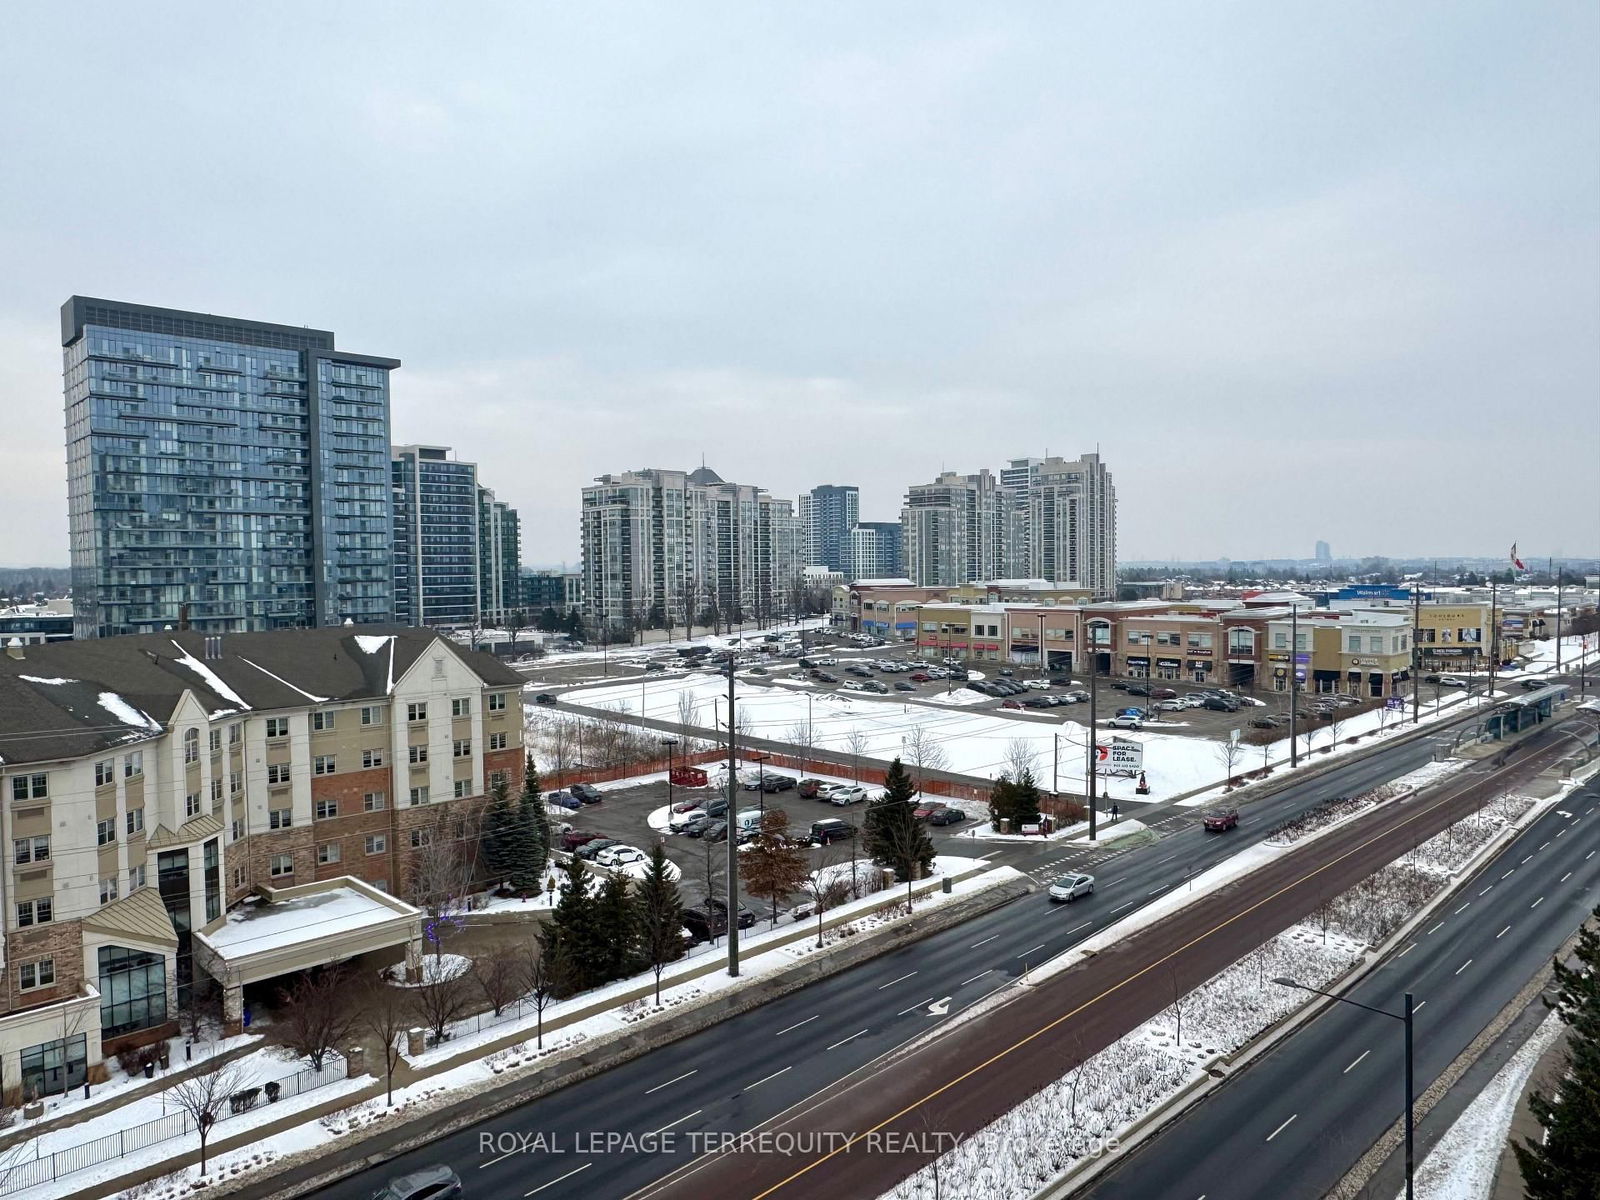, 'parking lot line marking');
970,934,999,949
645,1069,697,1095
961,970,993,987
1343,1050,1370,1074
1455,959,1473,976
827,1029,869,1051
1018,944,1046,959
746,1066,792,1090
1497,926,1510,939
646,1109,703,1138
526,1164,592,1195
1531,896,1544,909
1265,1114,1298,1142
877,971,918,991
775,1015,818,1036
